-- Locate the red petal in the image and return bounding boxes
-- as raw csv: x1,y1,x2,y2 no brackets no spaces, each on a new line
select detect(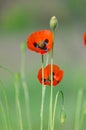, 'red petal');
83,33,86,46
